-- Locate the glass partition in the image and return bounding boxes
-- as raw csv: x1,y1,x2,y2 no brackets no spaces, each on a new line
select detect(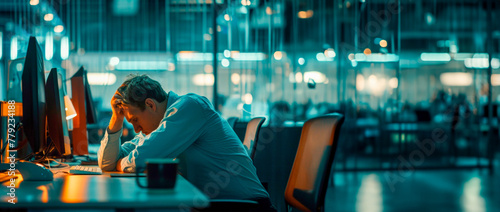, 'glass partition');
1,0,498,170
